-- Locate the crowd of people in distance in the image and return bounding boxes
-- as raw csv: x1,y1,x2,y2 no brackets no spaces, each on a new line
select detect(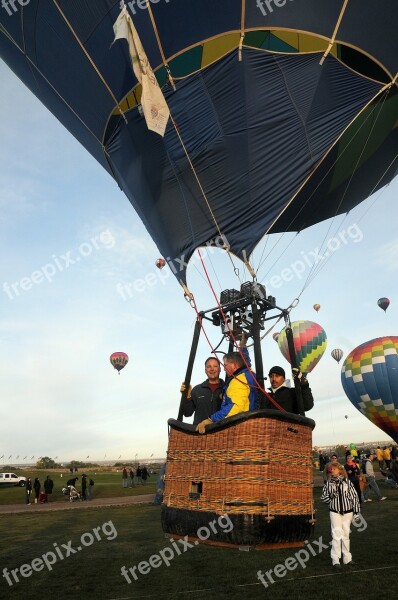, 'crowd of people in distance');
122,466,149,487
24,475,54,505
